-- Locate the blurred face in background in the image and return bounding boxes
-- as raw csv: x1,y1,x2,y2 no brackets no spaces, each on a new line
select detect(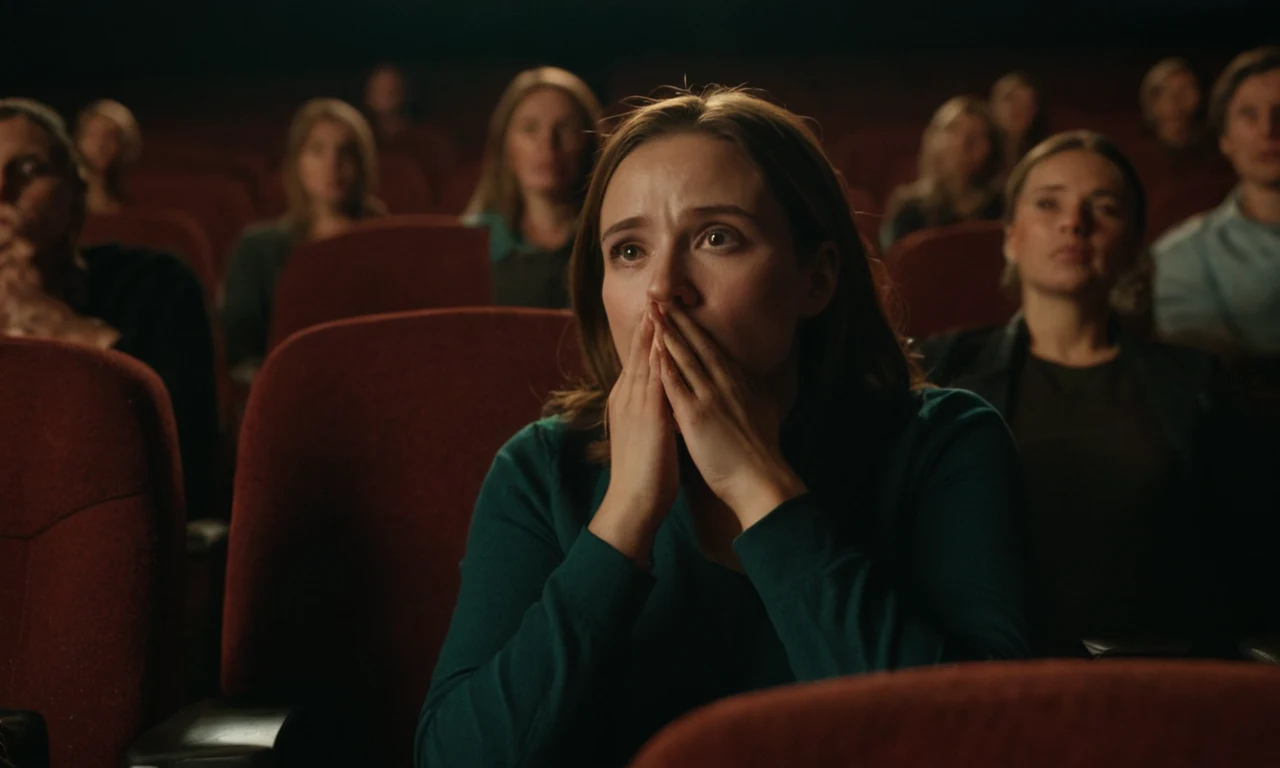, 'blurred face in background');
994,82,1038,137
1006,149,1134,302
76,112,123,176
365,67,407,118
1151,69,1202,143
504,86,589,199
933,111,994,185
0,116,80,258
1220,69,1280,188
297,117,360,211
